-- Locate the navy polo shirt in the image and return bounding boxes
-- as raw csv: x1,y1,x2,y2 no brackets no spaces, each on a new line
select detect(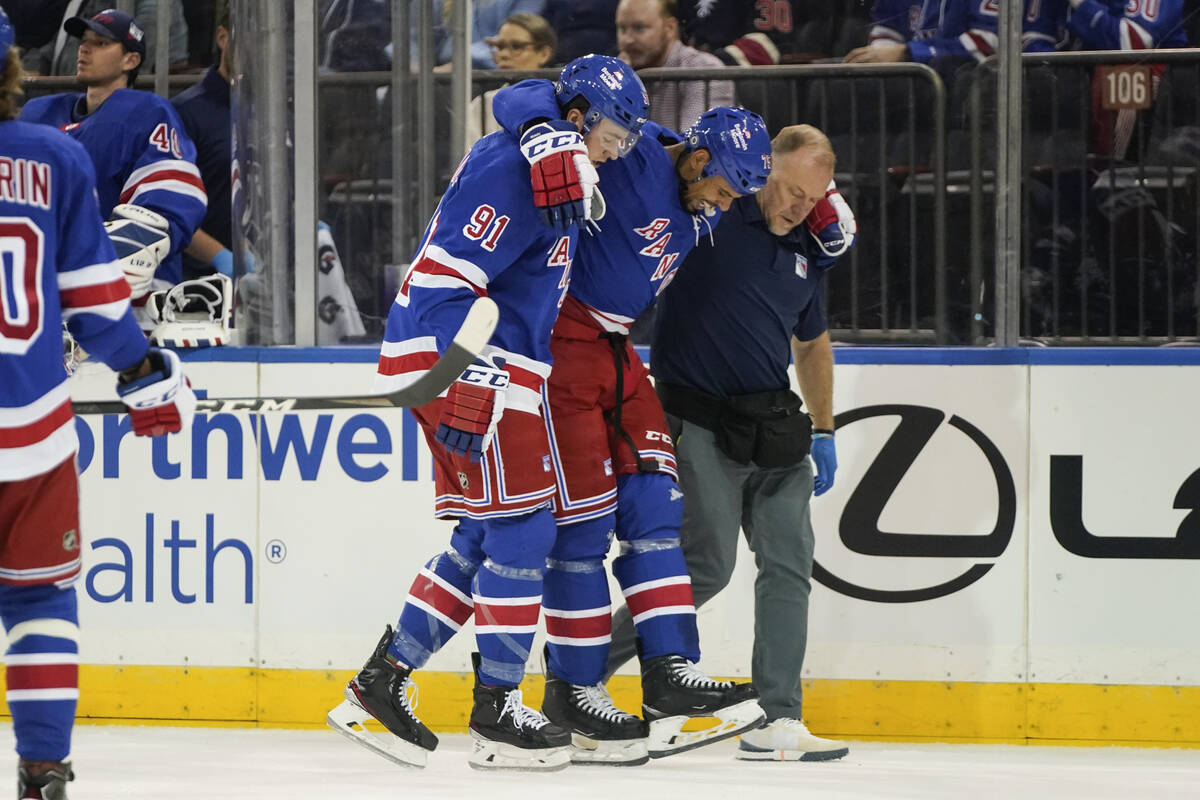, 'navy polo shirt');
172,66,232,274
650,193,830,398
